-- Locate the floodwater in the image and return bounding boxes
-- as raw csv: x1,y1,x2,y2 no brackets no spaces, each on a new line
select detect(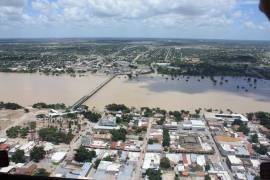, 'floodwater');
85,74,270,113
0,72,107,107
0,72,270,113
